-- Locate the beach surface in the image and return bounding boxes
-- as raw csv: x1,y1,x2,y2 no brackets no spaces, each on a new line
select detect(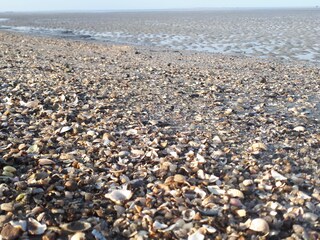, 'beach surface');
0,32,319,239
